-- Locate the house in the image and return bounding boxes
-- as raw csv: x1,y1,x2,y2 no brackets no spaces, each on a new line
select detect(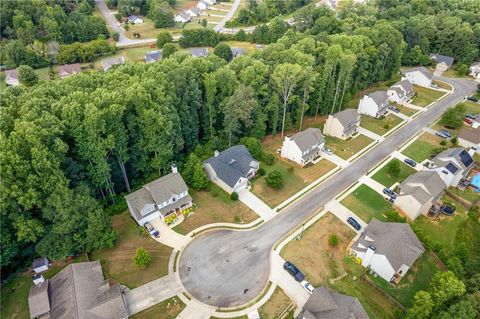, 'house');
403,67,434,87
323,108,360,140
427,148,475,187
231,47,245,58
387,79,415,104
101,56,125,71
203,145,259,194
350,218,425,284
174,11,192,23
459,128,480,152
28,261,128,319
144,50,162,63
188,47,209,58
429,53,454,72
297,287,369,319
281,128,325,166
197,0,209,10
32,257,50,274
358,91,389,118
5,68,19,86
58,63,81,79
203,0,216,4
395,171,447,220
186,7,202,17
128,15,143,24
469,62,480,80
